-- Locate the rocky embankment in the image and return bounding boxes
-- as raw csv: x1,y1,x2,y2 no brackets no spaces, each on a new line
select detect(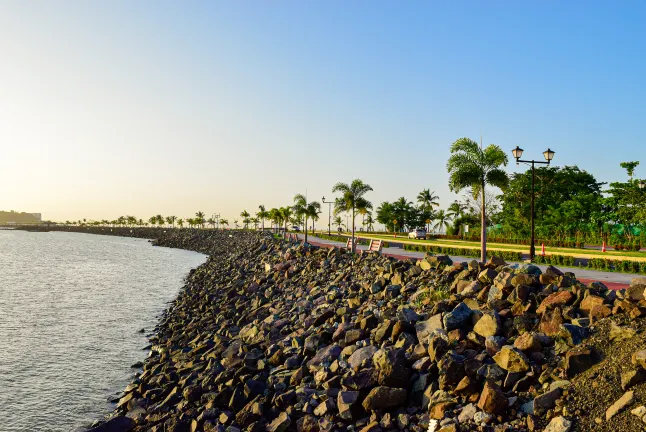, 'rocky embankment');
66,229,646,432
